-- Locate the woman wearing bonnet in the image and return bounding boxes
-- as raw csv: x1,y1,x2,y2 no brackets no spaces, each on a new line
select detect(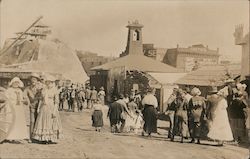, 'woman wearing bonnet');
207,86,234,146
5,77,29,143
32,74,63,144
